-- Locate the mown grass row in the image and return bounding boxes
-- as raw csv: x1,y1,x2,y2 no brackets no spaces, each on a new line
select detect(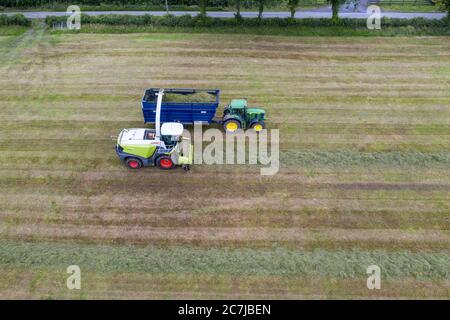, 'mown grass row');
2,207,448,230
2,120,450,135
2,94,449,108
1,134,449,152
2,268,449,299
3,229,447,251
2,172,449,196
0,146,449,169
281,150,450,167
1,240,448,279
